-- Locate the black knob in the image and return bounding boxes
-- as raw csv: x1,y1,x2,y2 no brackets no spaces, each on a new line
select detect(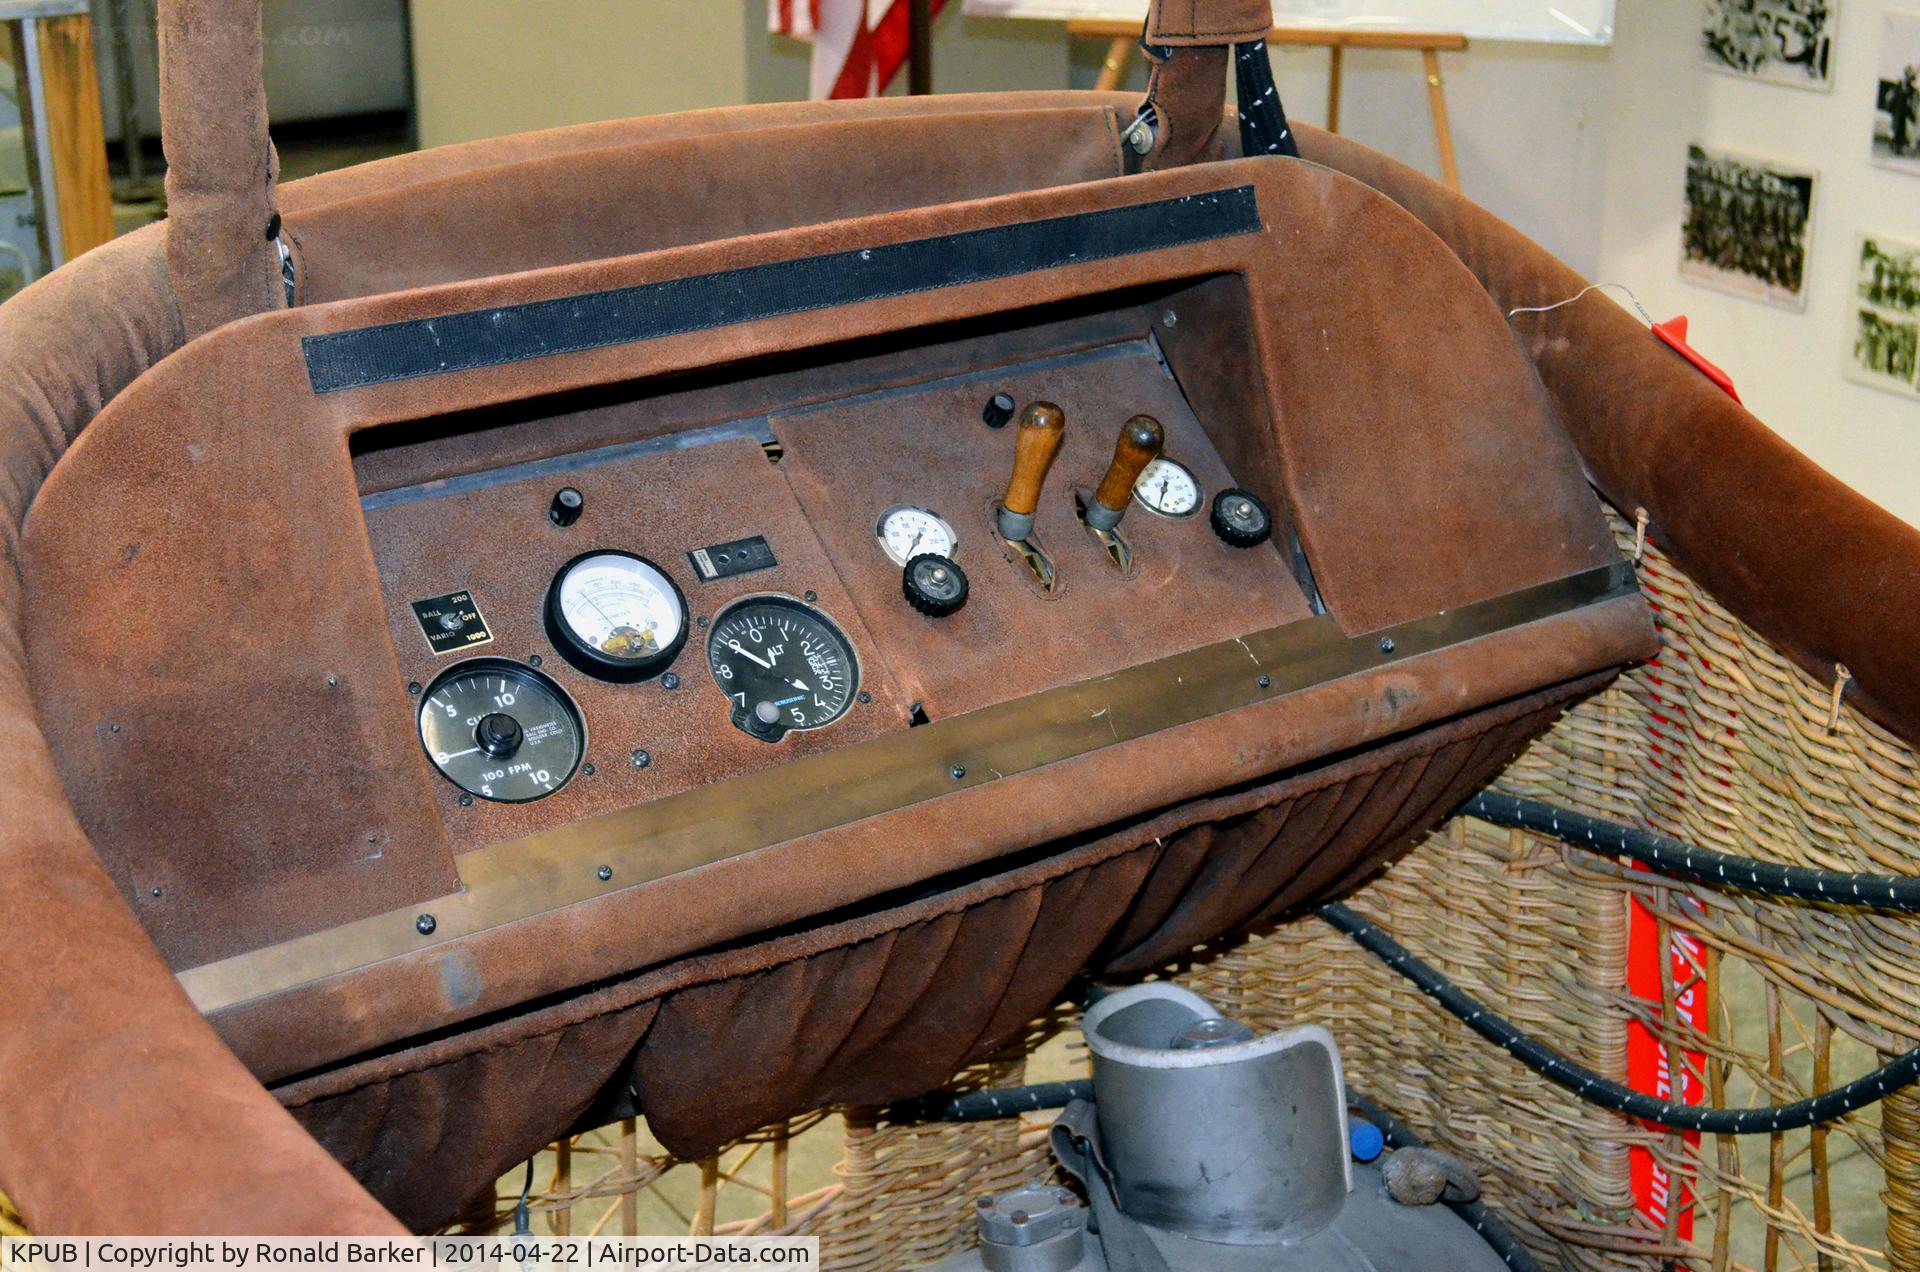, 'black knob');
475,712,524,759
738,698,788,743
549,487,583,527
1210,489,1273,548
903,553,969,618
981,392,1016,429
